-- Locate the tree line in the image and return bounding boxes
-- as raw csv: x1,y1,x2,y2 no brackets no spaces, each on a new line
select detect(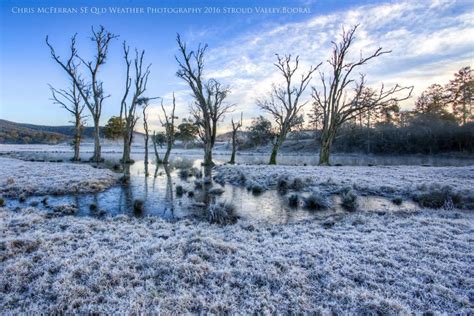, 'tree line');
46,24,473,167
